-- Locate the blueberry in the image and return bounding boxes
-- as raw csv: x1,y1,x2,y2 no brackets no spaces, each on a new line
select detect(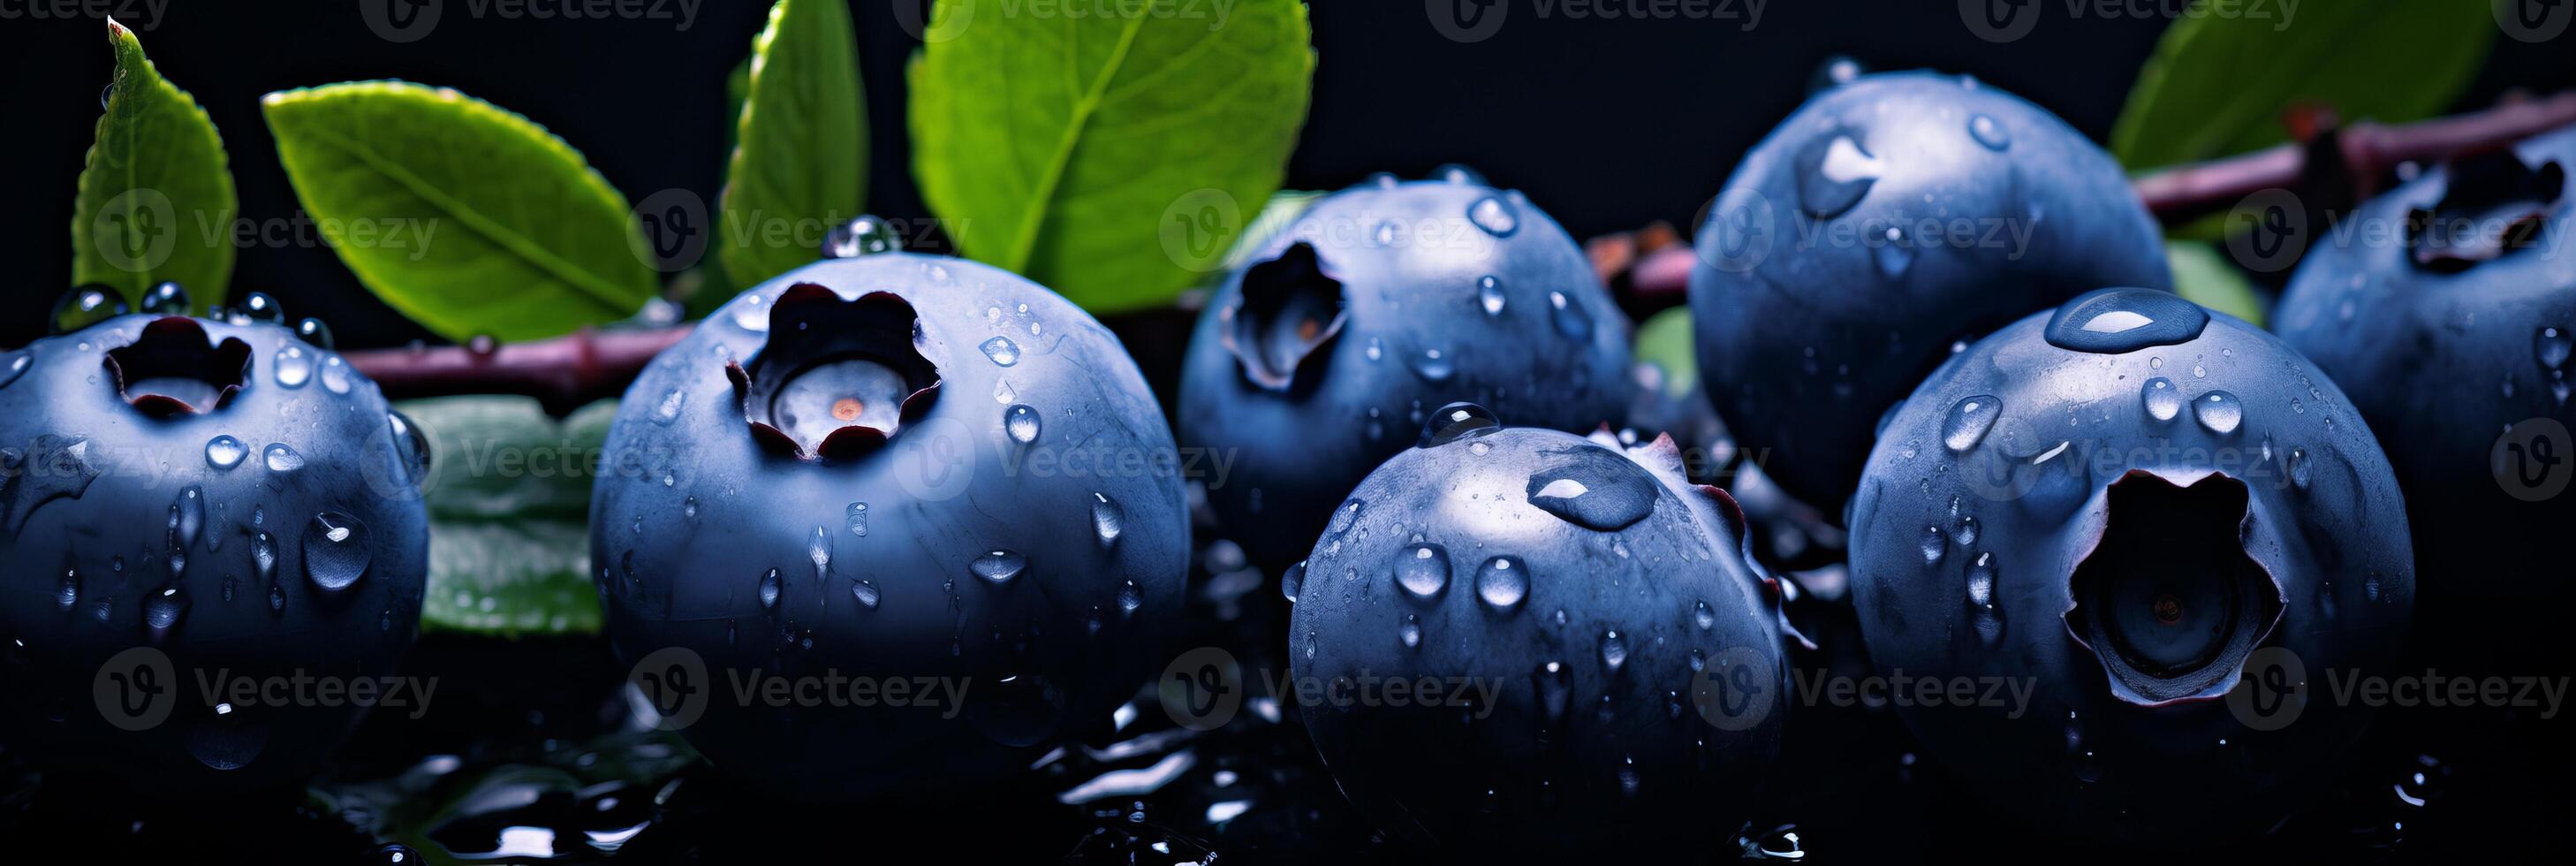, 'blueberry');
1288,405,1795,854
1180,171,1634,565
1849,288,2412,842
0,294,430,792
1691,71,2171,509
2276,124,2576,600
590,222,1188,800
